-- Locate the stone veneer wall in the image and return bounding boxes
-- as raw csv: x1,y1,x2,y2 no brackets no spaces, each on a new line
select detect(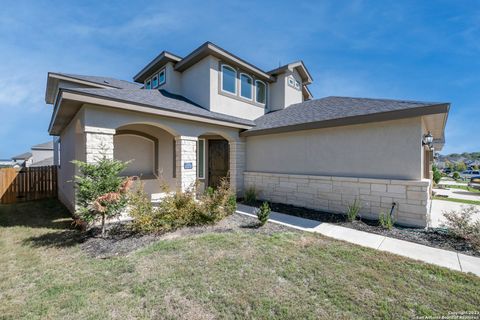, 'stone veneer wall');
244,172,431,228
